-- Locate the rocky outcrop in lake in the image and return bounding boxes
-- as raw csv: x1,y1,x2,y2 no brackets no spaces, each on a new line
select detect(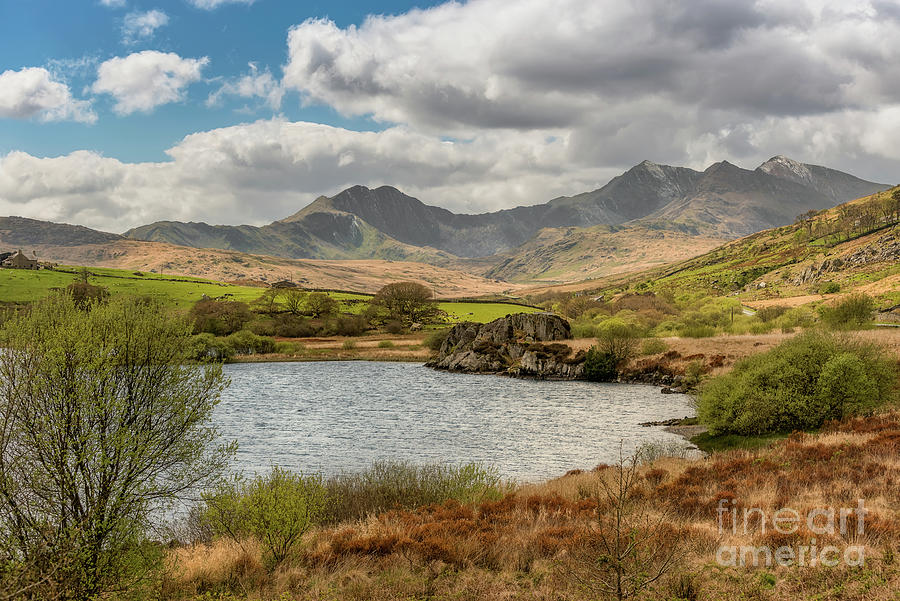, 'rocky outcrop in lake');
427,313,585,379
